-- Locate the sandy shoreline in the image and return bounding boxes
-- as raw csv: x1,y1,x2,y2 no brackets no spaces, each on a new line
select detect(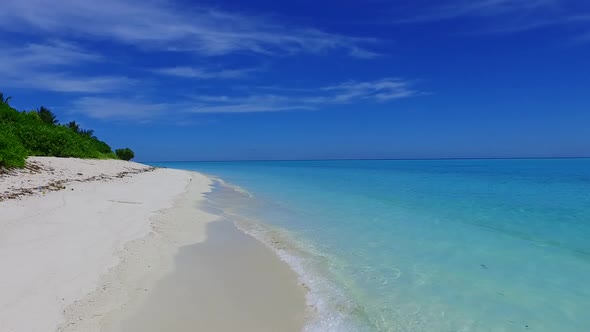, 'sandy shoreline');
0,157,306,332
